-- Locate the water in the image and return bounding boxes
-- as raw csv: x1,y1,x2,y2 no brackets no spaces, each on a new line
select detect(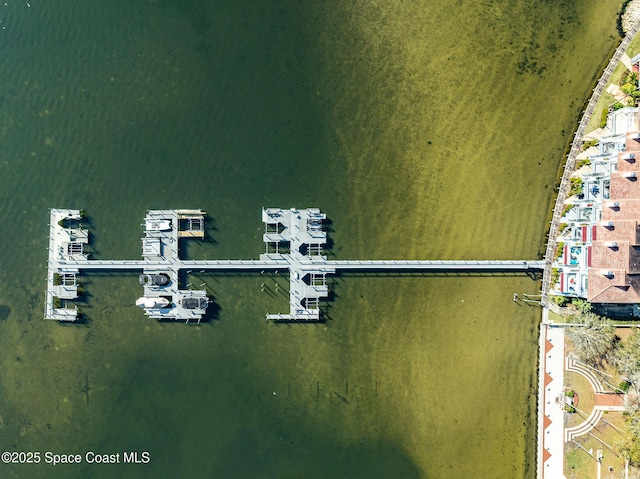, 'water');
0,1,623,477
